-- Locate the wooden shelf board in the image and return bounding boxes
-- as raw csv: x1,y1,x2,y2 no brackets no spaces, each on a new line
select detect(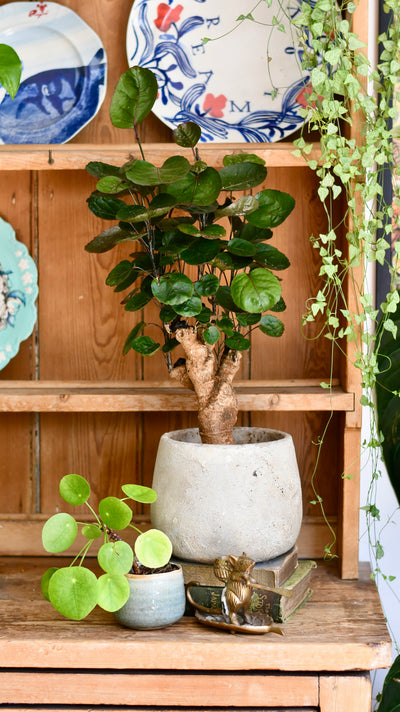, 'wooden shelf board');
0,379,354,412
0,142,319,170
0,557,391,673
